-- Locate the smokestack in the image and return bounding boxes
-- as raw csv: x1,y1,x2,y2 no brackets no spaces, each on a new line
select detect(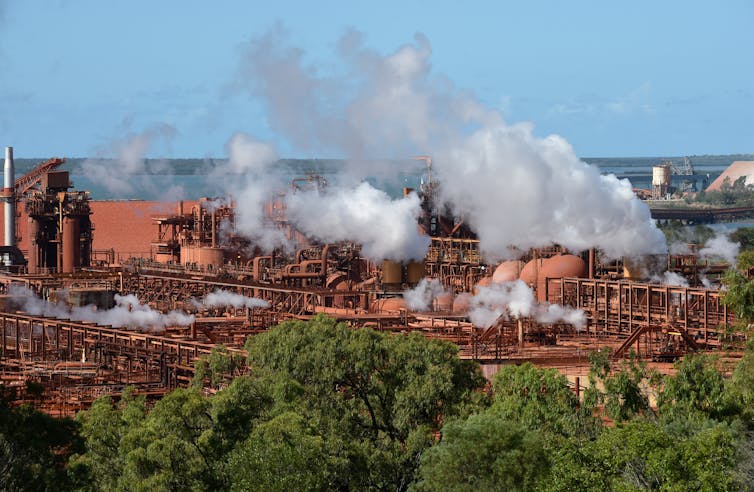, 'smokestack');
3,147,15,247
